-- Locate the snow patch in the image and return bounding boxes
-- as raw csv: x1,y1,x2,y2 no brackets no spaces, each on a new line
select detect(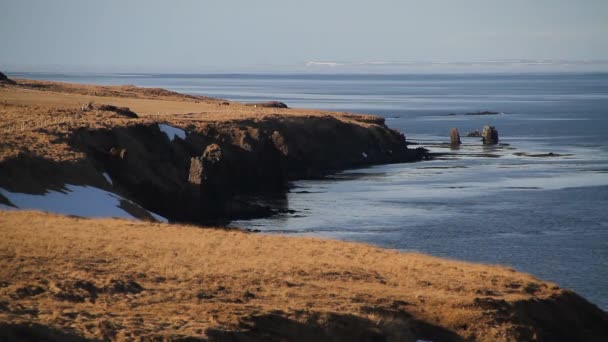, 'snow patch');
0,185,167,222
102,172,112,185
362,152,368,158
159,124,186,141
